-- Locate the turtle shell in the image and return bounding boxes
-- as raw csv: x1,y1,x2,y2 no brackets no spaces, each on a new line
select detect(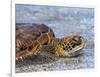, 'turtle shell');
16,23,55,59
